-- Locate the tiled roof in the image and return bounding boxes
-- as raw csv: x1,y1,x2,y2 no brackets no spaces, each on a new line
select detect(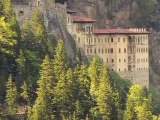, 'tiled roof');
93,28,150,34
72,16,96,23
